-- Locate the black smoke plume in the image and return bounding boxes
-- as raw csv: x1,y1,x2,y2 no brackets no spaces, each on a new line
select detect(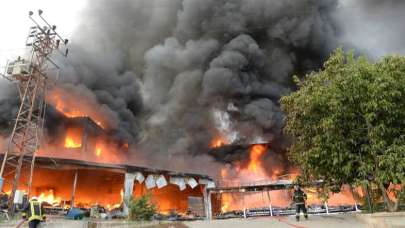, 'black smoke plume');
0,0,404,176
